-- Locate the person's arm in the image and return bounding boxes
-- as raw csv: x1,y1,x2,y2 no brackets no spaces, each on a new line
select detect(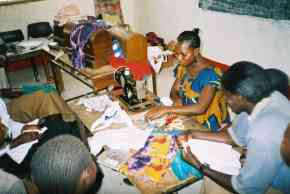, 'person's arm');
182,146,238,193
146,85,215,120
170,79,182,105
187,129,235,145
202,165,238,193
